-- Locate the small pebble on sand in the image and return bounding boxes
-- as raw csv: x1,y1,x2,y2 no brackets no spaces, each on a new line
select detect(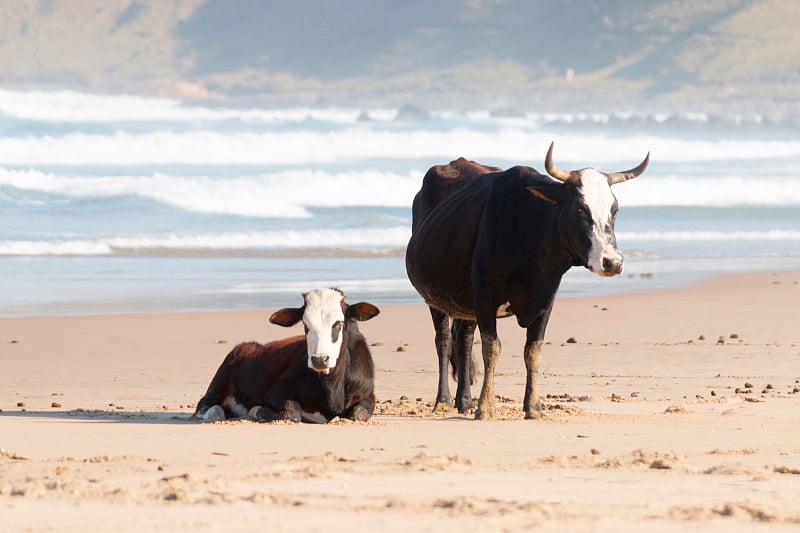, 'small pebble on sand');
16,402,25,407
51,402,61,408
566,337,577,344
